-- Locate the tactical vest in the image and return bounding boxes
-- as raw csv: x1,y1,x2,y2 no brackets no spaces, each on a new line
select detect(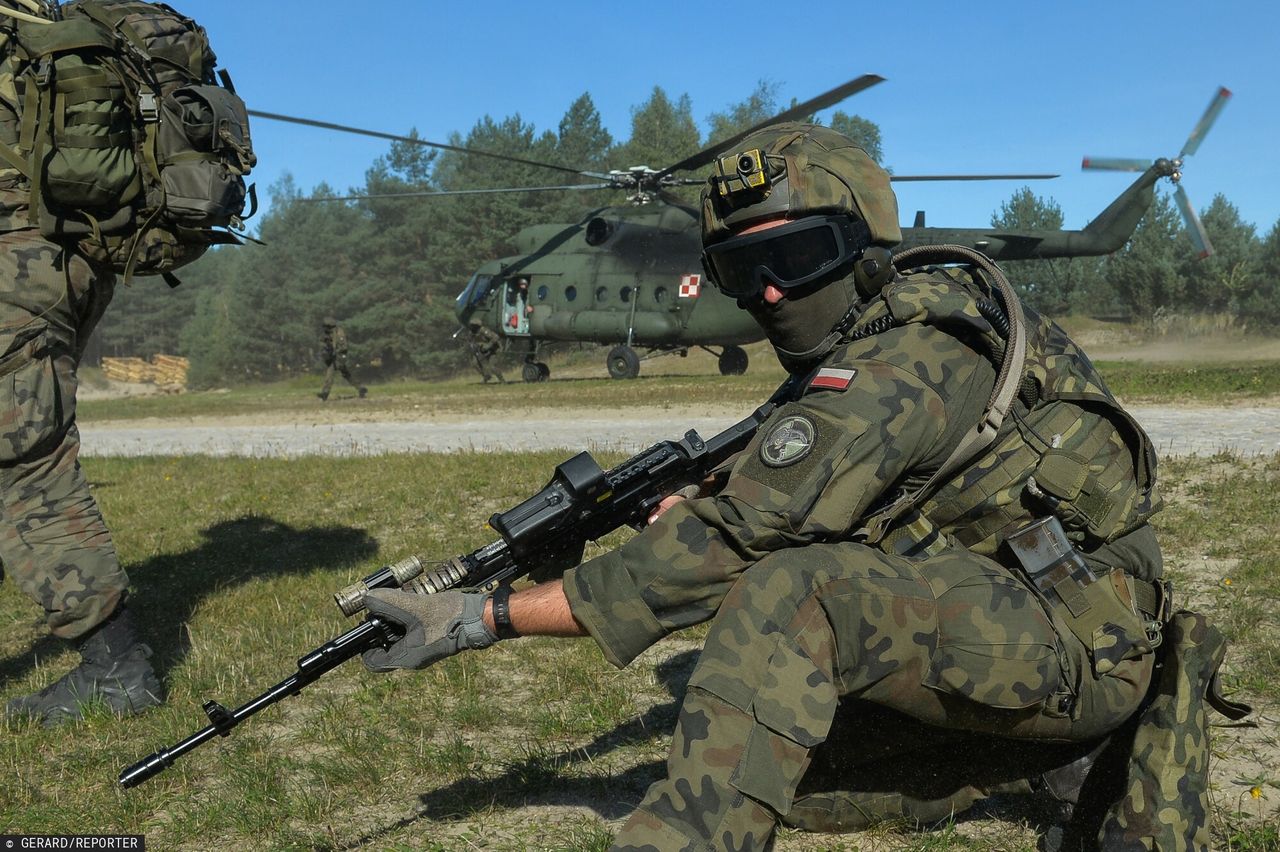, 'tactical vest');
855,265,1161,559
